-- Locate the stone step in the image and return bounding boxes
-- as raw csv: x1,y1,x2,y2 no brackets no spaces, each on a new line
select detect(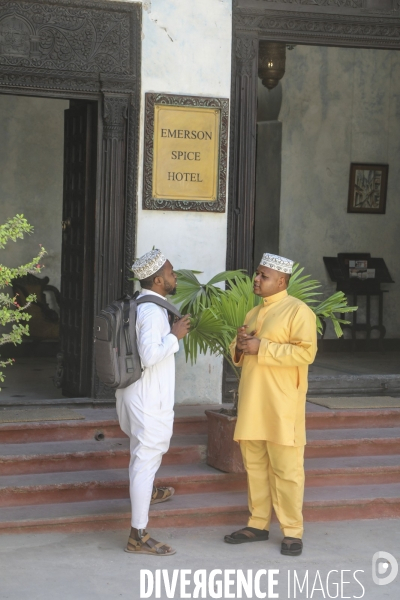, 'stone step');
305,427,400,457
0,434,208,475
305,407,400,430
2,405,399,441
1,483,400,534
0,408,208,444
2,405,400,446
0,464,244,507
307,374,400,397
305,454,400,486
2,427,399,476
1,454,399,508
